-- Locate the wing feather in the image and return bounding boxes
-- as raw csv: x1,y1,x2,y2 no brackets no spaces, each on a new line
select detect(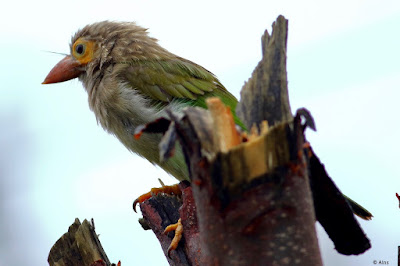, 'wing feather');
122,58,246,130
124,59,218,101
